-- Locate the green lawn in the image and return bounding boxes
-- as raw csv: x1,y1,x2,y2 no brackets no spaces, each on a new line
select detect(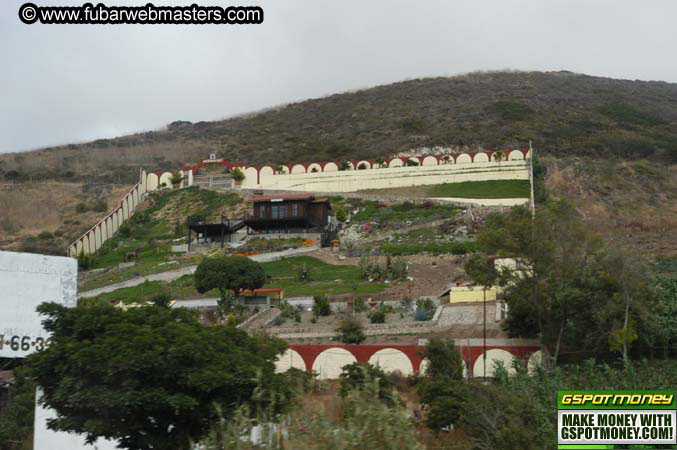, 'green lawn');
88,256,385,303
427,180,530,199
